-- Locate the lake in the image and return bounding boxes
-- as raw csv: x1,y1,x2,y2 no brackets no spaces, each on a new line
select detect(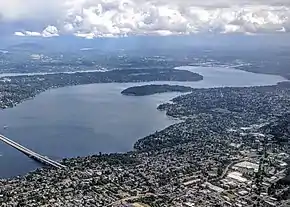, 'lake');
0,66,286,178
